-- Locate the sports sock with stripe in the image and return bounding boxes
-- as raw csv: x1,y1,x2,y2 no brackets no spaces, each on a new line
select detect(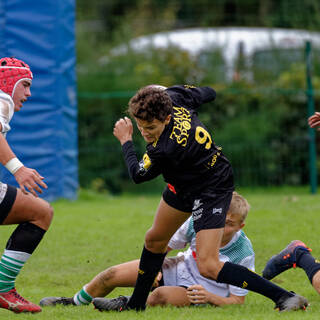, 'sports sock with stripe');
0,222,46,292
0,250,30,292
73,286,93,305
